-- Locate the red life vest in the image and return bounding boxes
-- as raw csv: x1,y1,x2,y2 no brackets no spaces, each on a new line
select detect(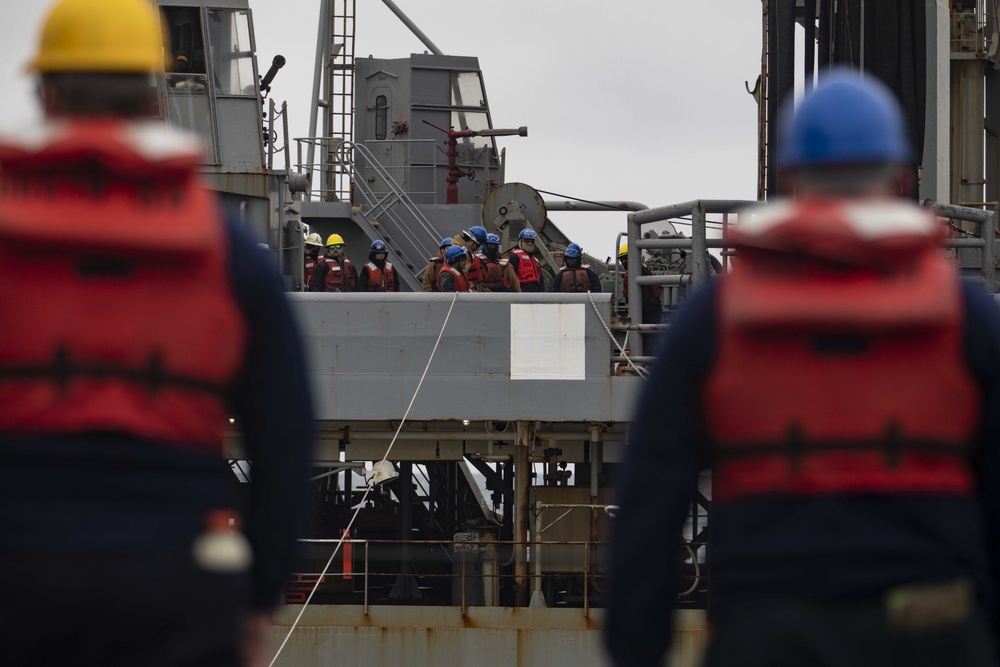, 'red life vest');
322,256,355,292
558,267,592,292
362,261,396,292
704,199,978,503
466,253,485,286
510,248,542,285
0,120,247,449
439,265,470,292
304,256,316,289
479,256,511,291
